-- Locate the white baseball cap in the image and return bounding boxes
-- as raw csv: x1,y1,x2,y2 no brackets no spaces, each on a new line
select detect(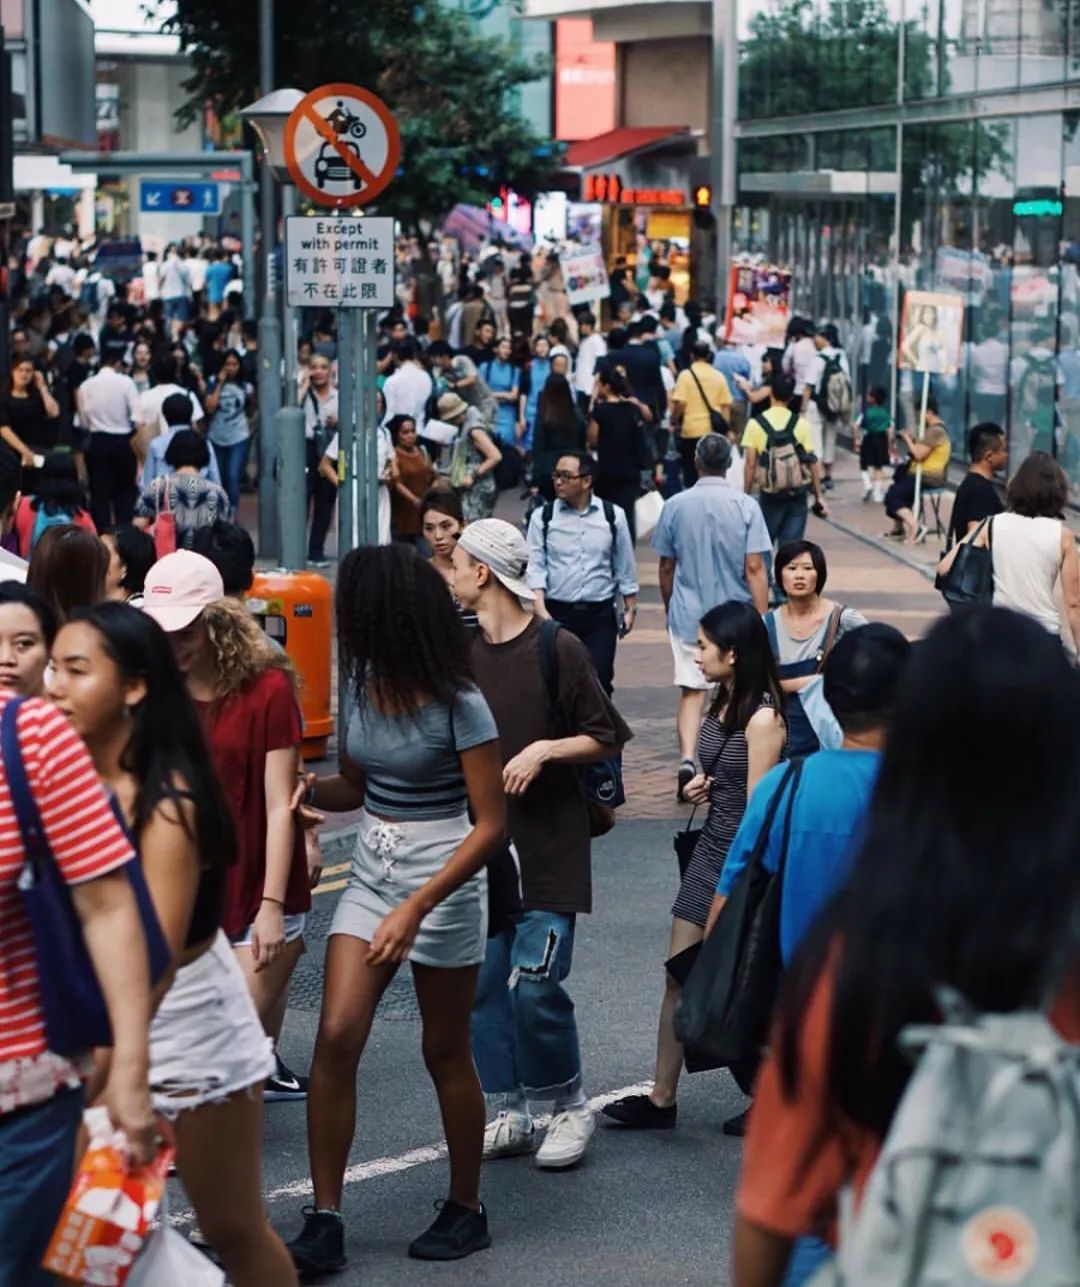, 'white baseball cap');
142,551,224,632
456,519,532,602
